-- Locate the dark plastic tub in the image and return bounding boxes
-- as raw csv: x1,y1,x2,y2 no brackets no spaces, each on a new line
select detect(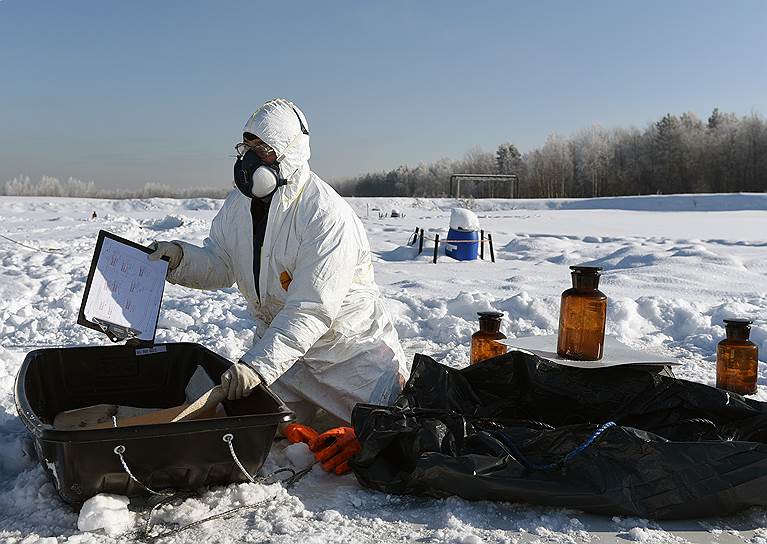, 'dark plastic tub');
15,342,294,506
